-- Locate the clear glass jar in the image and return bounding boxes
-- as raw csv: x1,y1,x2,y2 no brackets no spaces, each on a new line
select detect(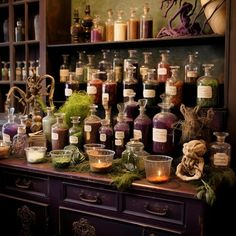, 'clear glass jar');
143,69,158,107
121,138,149,171
87,70,103,105
42,107,56,145
139,3,153,39
152,97,178,154
83,104,101,144
51,113,69,150
99,119,114,150
60,54,69,83
2,107,18,143
114,103,130,157
114,10,127,41
197,64,218,107
91,15,104,43
133,99,152,152
210,132,231,168
69,116,83,149
140,52,153,82
105,8,114,42
70,8,83,43
102,70,117,107
127,7,139,40
165,65,184,107
157,50,171,83
12,125,28,158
